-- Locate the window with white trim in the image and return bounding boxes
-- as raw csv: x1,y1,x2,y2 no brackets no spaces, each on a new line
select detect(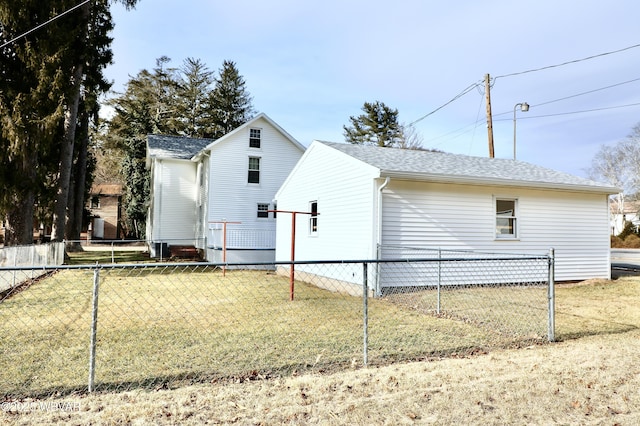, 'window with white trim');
249,128,261,148
248,157,260,184
309,201,318,234
496,198,517,238
257,203,269,218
